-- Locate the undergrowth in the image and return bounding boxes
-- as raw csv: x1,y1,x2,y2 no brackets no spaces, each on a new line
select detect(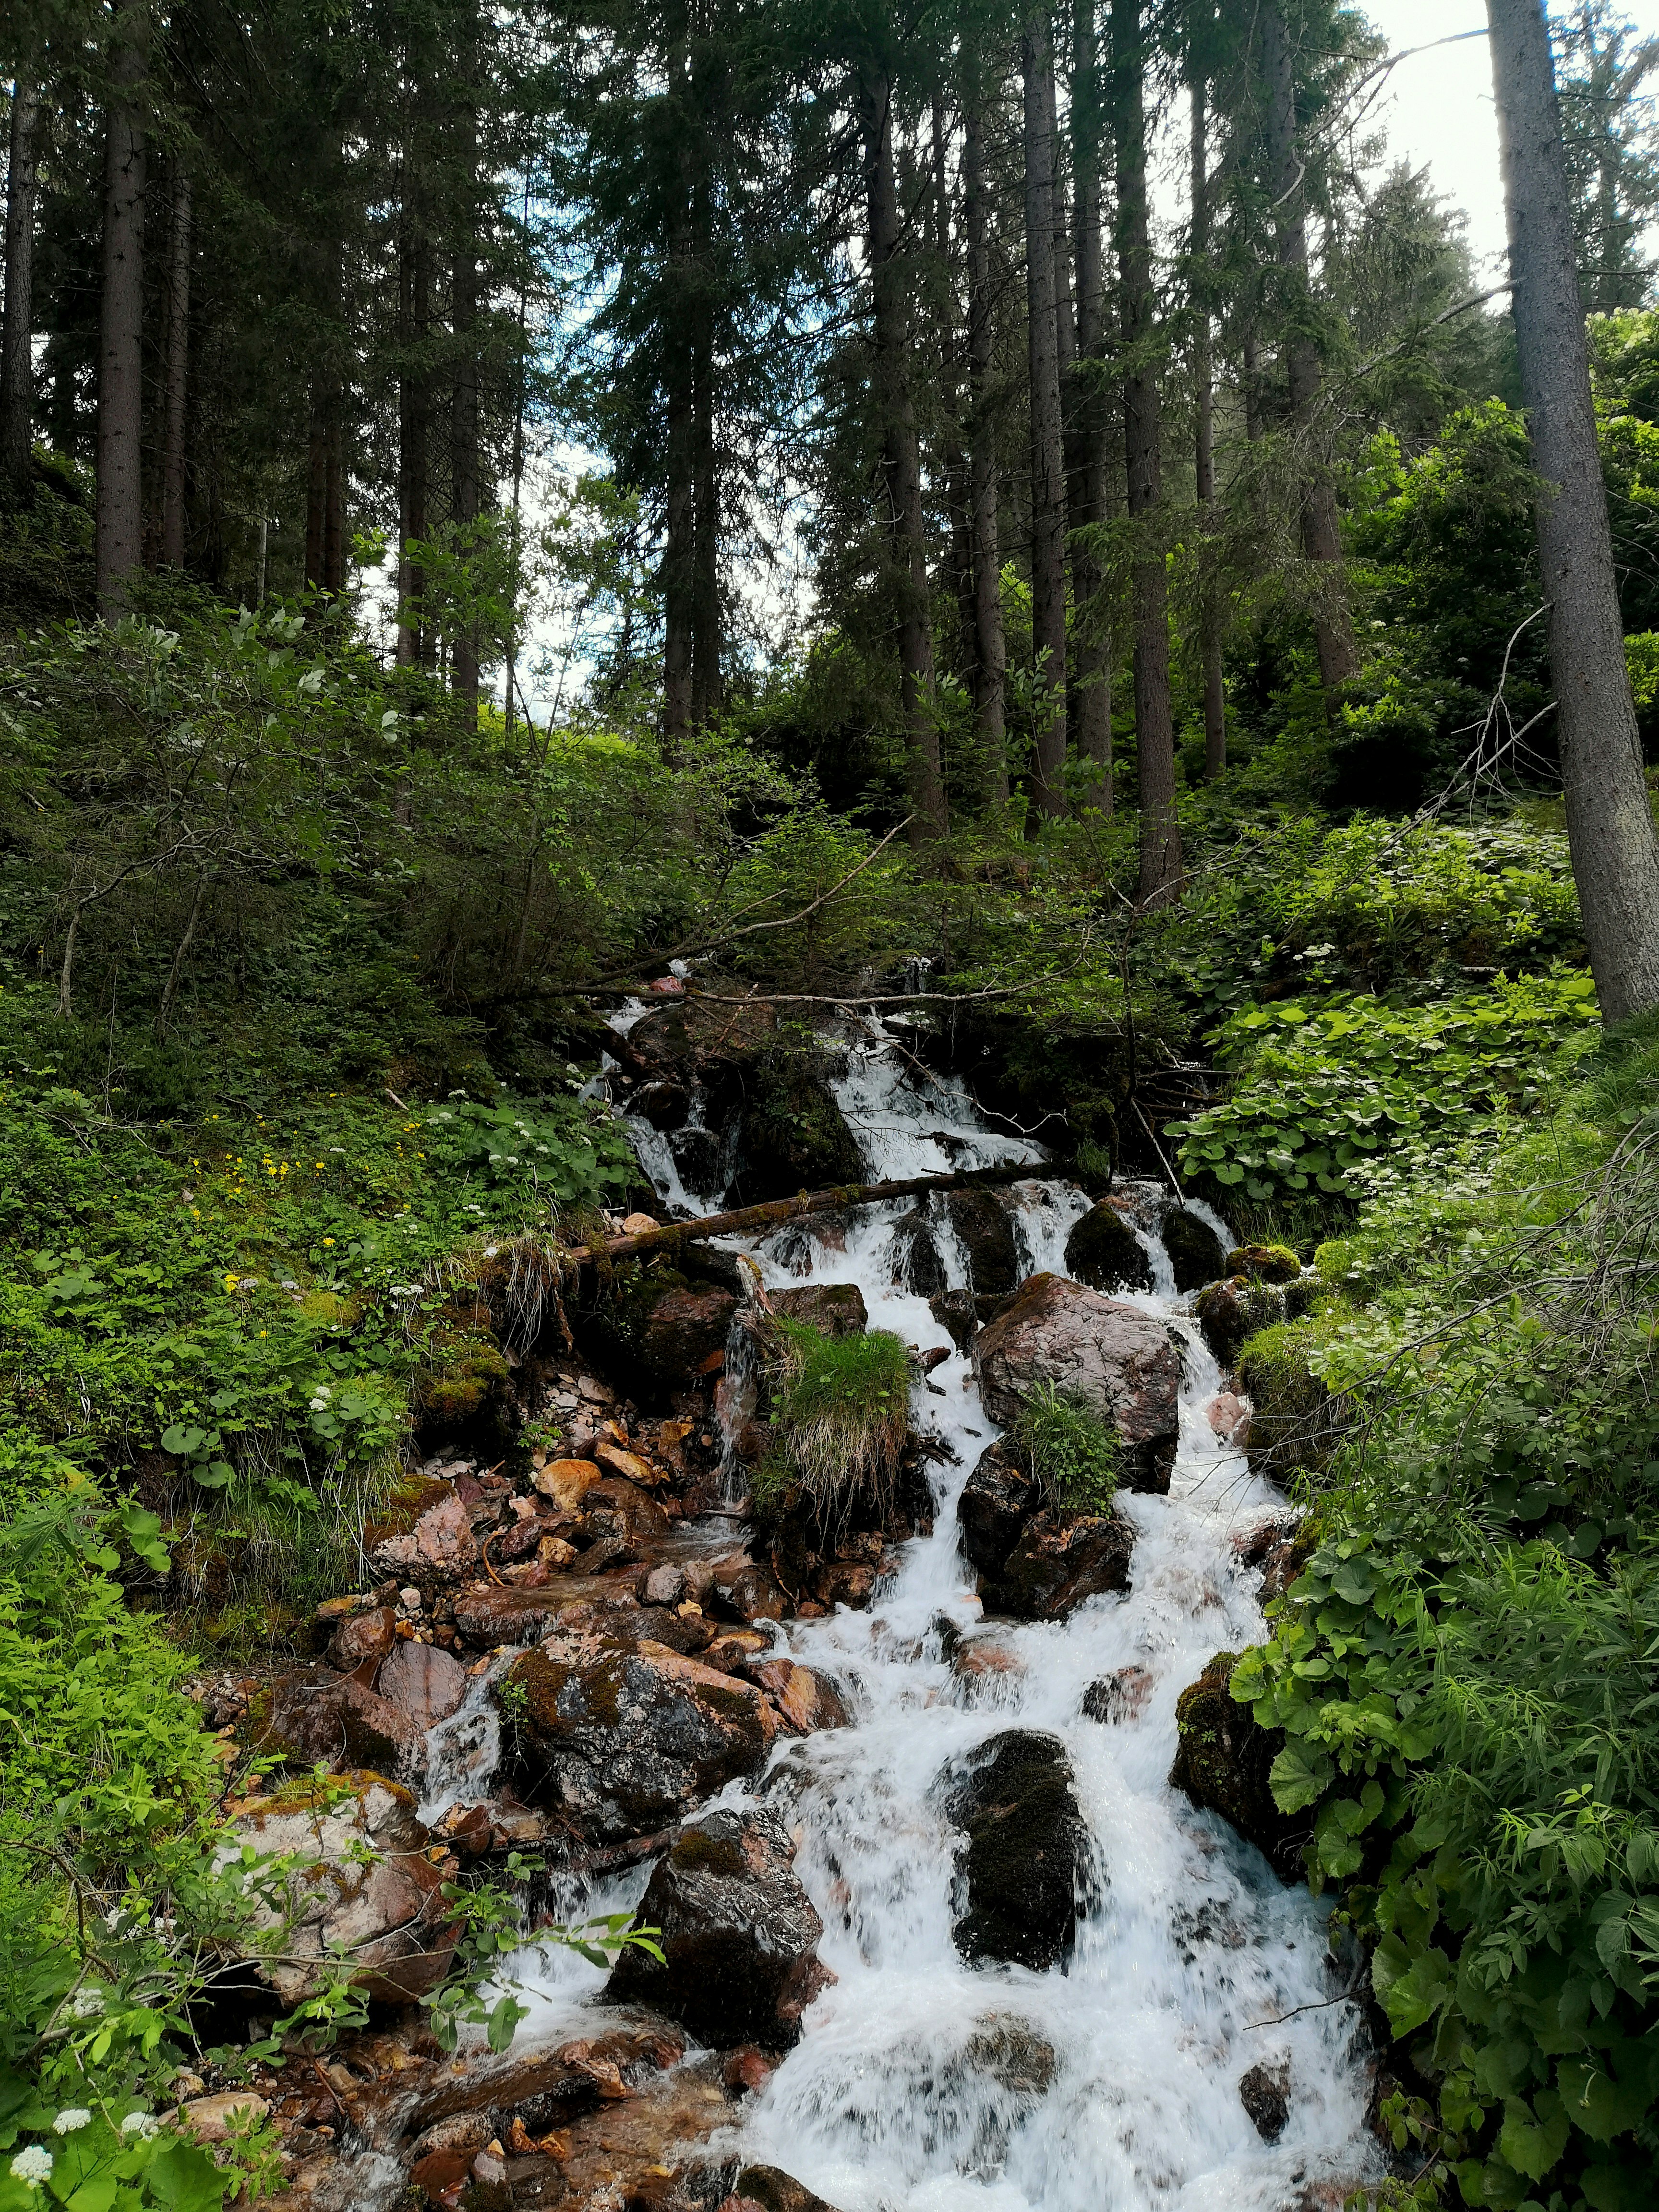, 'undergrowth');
1007,1382,1120,1514
765,1318,911,1528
